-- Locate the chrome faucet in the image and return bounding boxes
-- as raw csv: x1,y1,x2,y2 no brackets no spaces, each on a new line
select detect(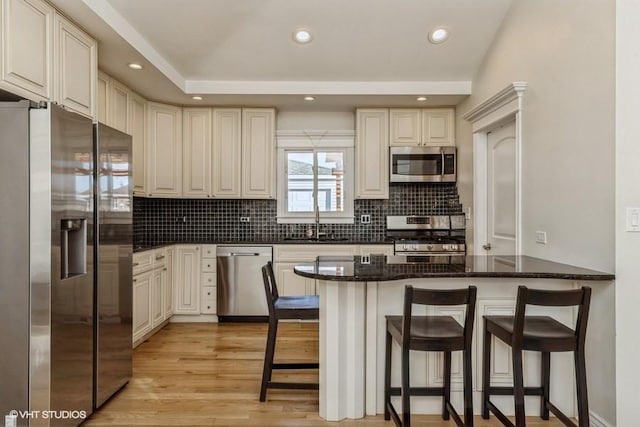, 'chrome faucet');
314,205,325,240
